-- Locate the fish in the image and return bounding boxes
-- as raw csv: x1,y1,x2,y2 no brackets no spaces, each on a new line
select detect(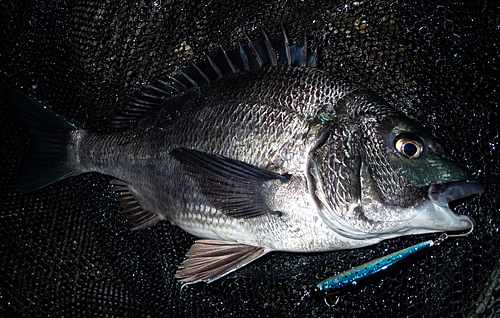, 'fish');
12,26,484,285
